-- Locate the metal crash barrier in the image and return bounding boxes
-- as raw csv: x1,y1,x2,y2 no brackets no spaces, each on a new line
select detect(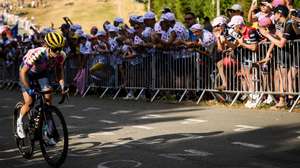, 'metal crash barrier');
1,41,299,112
